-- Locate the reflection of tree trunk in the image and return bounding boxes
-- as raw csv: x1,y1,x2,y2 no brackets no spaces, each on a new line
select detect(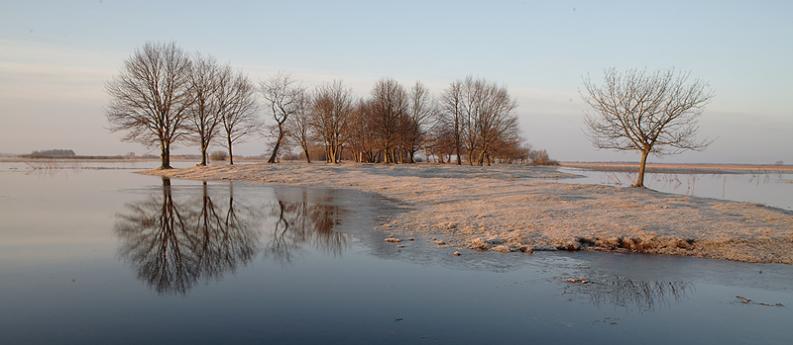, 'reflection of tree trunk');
115,179,259,295
269,200,293,262
264,191,348,262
